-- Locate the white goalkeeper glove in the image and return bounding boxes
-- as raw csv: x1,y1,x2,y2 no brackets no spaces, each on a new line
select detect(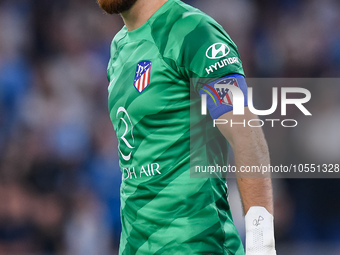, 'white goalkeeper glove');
245,206,277,255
